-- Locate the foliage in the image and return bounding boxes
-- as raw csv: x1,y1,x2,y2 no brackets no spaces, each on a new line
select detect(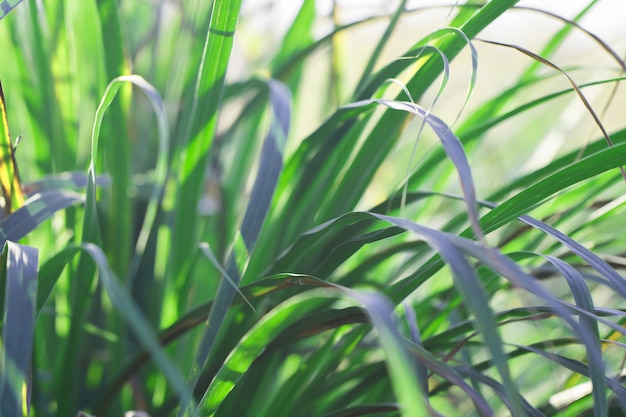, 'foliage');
0,1,625,416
